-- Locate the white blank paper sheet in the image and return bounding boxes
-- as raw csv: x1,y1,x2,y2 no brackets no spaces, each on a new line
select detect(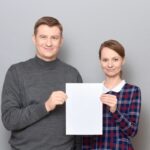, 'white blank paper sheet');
66,83,103,135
